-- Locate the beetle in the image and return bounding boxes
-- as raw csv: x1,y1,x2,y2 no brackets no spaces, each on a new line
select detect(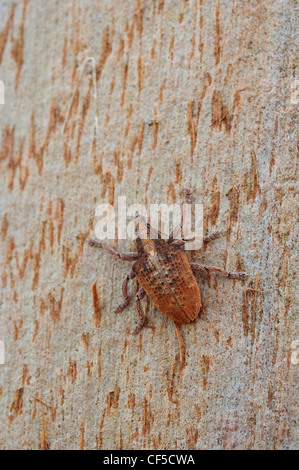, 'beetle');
87,214,246,334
